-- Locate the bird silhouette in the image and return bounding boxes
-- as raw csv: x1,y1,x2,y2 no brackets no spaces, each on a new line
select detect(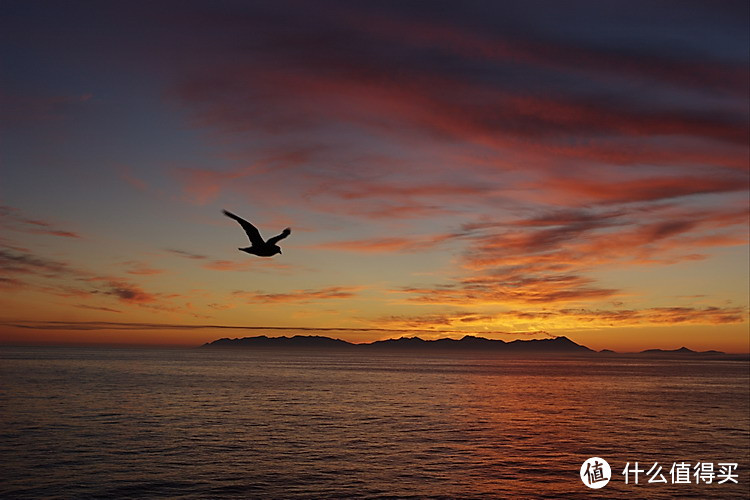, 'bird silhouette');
222,210,291,257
